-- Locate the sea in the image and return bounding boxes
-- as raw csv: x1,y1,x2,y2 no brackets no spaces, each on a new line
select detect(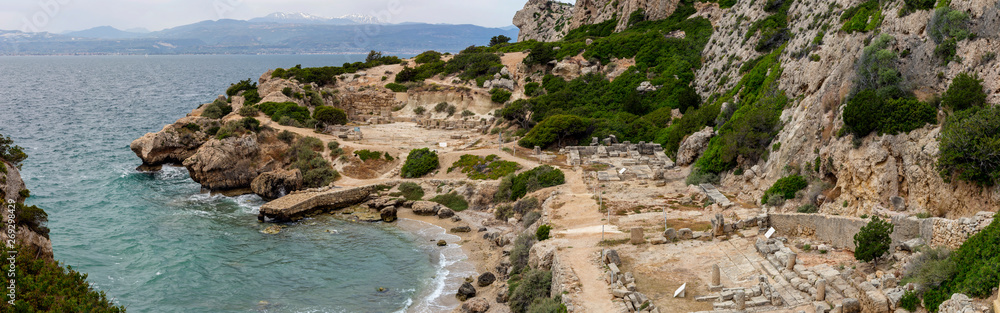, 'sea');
0,55,474,313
